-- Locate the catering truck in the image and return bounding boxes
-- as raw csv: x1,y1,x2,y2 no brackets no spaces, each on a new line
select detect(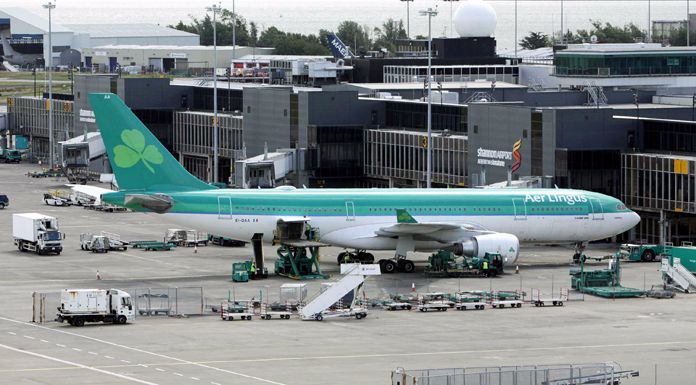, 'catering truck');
13,213,64,255
56,289,134,326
